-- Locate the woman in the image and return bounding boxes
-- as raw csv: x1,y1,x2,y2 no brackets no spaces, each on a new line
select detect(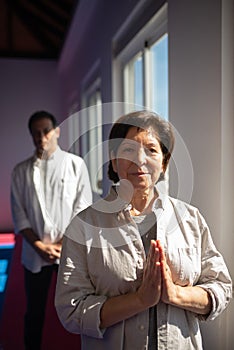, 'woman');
55,110,232,349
